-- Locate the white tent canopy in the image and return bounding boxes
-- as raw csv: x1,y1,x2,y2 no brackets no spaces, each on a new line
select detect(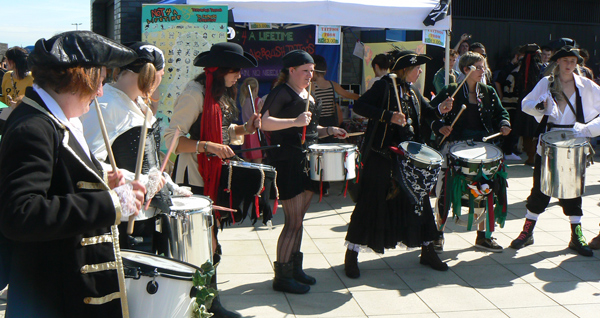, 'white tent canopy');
186,0,450,31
